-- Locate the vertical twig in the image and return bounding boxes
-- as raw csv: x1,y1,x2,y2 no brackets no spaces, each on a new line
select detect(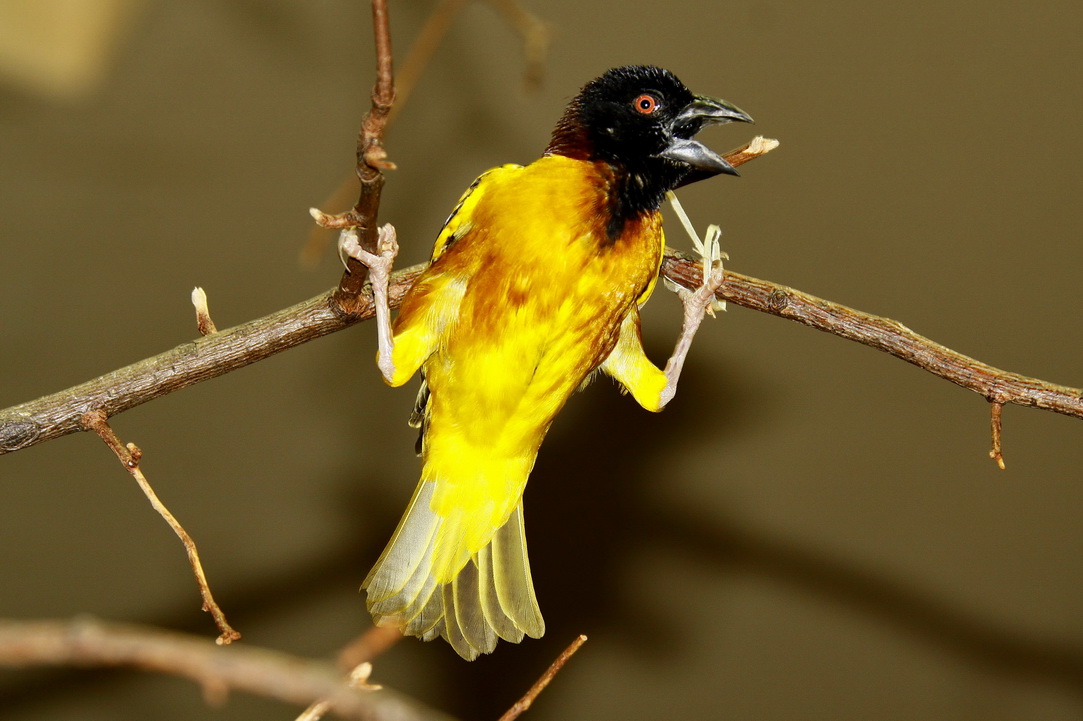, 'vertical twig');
498,634,588,721
80,410,241,645
312,0,398,316
989,400,1006,469
301,0,552,269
